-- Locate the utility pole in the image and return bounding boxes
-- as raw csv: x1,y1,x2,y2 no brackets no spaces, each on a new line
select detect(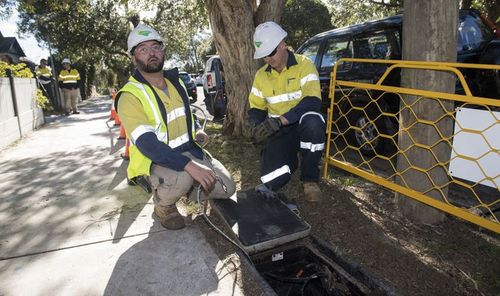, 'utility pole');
47,38,62,111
